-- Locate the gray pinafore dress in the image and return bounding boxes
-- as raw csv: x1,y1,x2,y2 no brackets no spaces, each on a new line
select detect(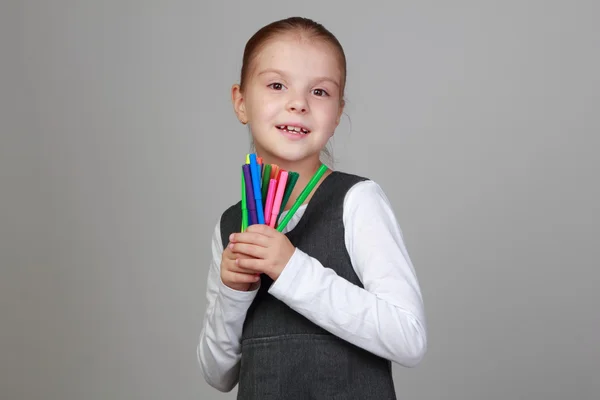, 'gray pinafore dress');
219,171,397,399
